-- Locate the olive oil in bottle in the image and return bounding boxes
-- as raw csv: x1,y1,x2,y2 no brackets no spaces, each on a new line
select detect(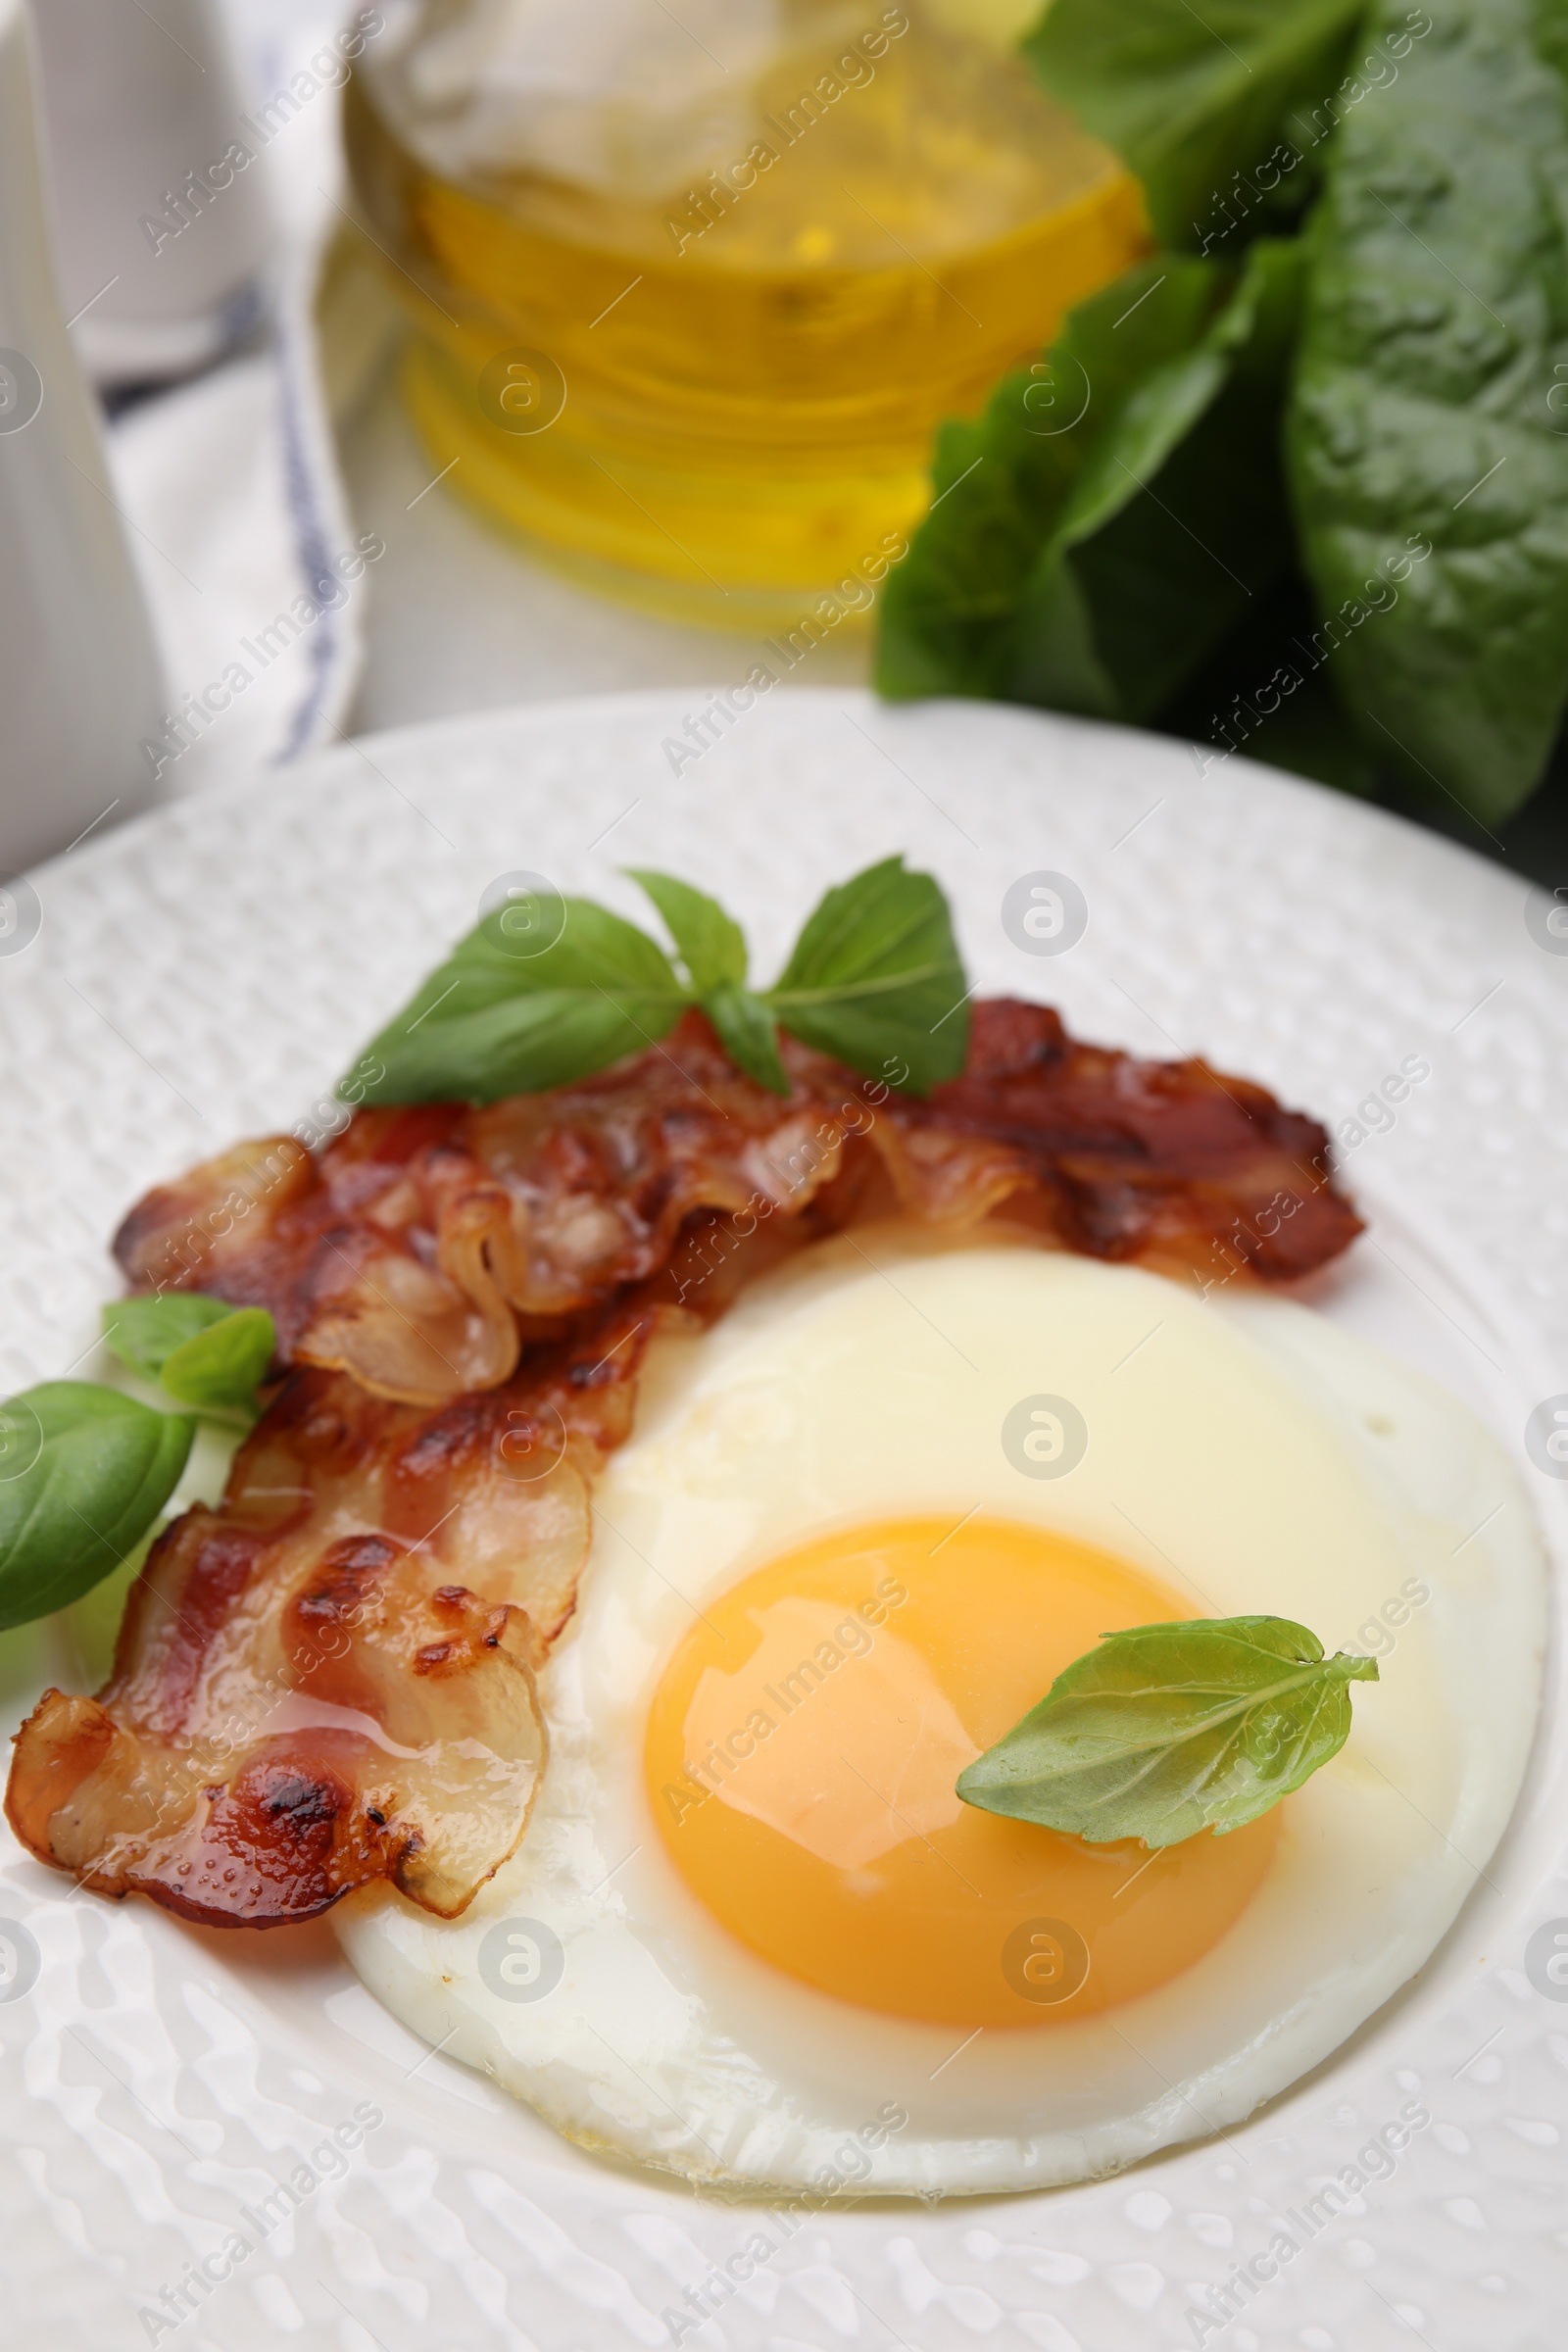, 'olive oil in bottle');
348,2,1146,627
